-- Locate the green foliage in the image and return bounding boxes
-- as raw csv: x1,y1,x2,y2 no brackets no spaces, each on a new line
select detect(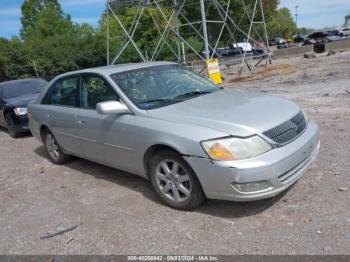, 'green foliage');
100,6,178,63
298,27,314,36
0,0,107,81
0,37,34,81
266,7,297,38
21,0,72,40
